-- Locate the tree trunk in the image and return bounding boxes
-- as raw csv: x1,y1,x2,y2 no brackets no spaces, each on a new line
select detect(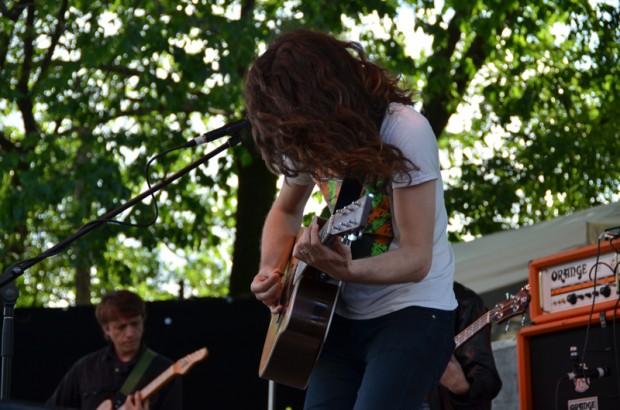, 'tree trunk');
75,249,91,305
228,141,277,298
73,142,91,305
